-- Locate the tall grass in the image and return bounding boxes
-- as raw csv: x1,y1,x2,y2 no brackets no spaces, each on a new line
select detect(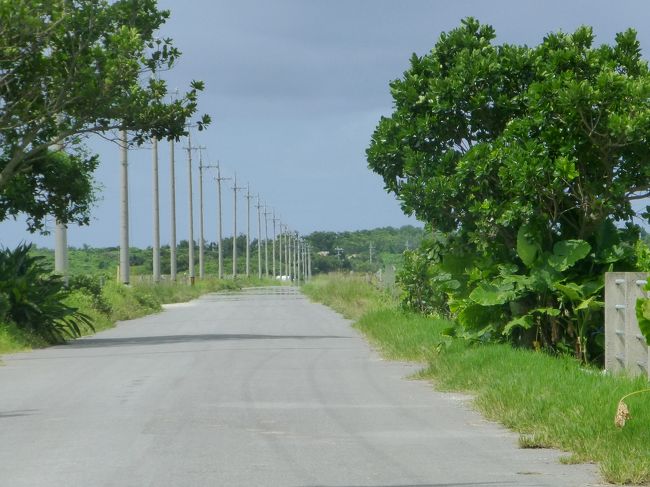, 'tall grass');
304,273,650,485
302,273,390,320
0,320,49,354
